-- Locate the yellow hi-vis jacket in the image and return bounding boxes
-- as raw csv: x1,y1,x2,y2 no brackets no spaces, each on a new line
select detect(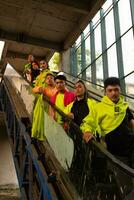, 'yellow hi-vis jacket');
64,98,96,117
34,69,51,87
80,96,128,136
